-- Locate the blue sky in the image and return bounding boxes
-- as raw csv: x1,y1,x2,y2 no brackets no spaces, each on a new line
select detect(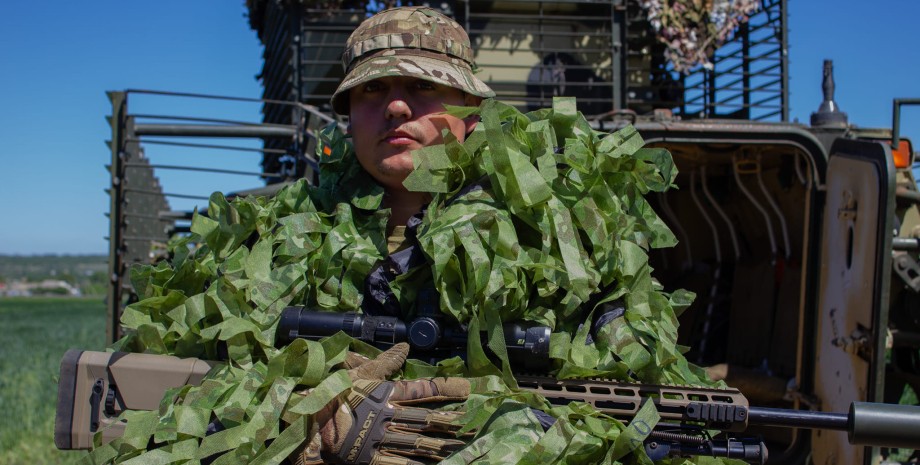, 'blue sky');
1,0,918,255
